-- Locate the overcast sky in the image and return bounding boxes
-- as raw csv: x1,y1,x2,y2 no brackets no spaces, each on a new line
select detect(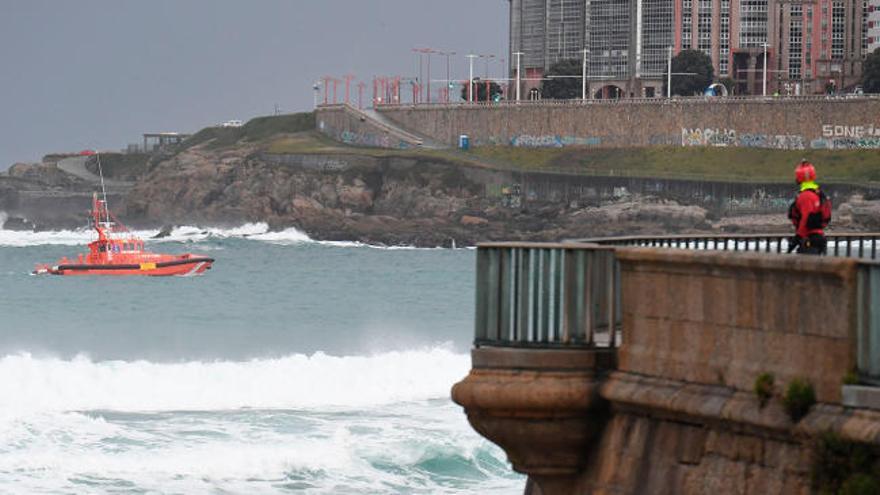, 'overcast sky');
0,1,508,168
